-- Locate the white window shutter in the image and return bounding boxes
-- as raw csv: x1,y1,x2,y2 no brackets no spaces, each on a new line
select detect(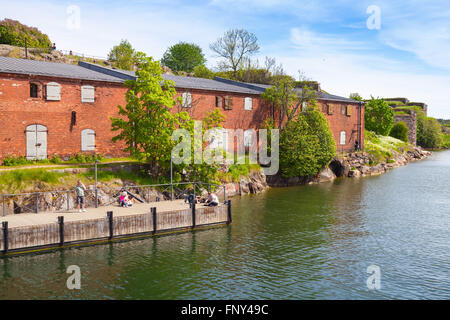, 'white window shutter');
244,97,252,110
46,82,61,101
81,129,96,151
182,92,192,108
244,130,254,147
340,131,346,145
81,85,95,103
